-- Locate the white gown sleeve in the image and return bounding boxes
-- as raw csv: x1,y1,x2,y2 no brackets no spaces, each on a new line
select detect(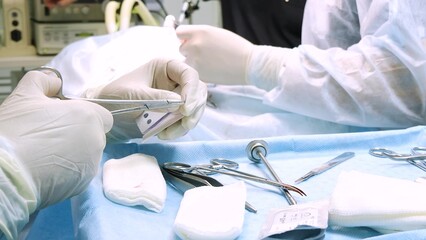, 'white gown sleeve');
248,0,426,128
0,141,37,240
